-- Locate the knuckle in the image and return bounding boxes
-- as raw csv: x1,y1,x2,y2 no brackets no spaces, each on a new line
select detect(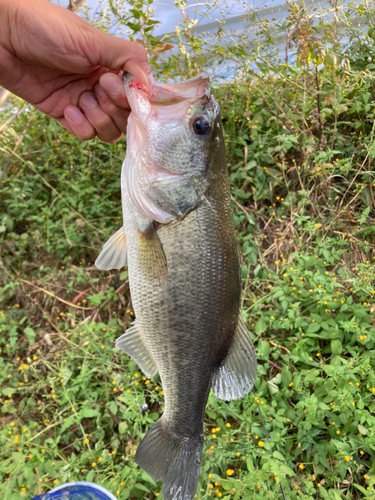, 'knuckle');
77,129,96,141
93,114,113,131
